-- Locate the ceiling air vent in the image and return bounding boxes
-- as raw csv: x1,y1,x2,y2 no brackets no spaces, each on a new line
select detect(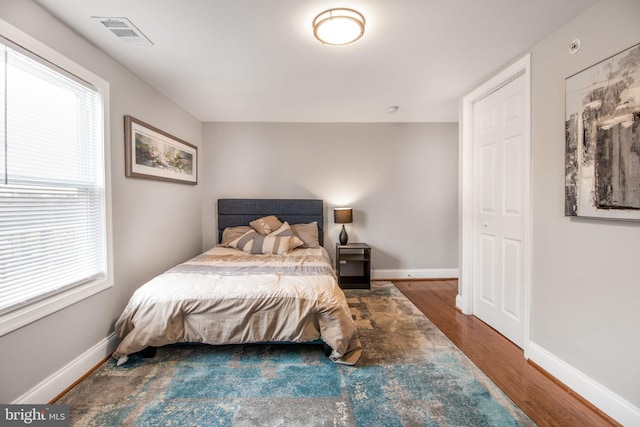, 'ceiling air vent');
93,17,153,45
